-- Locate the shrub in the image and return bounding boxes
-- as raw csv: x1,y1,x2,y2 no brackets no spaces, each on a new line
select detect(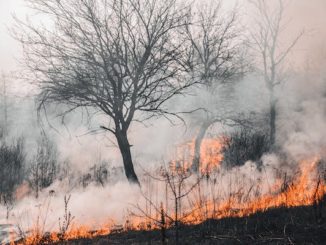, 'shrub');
28,134,58,198
0,138,25,204
222,127,270,168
